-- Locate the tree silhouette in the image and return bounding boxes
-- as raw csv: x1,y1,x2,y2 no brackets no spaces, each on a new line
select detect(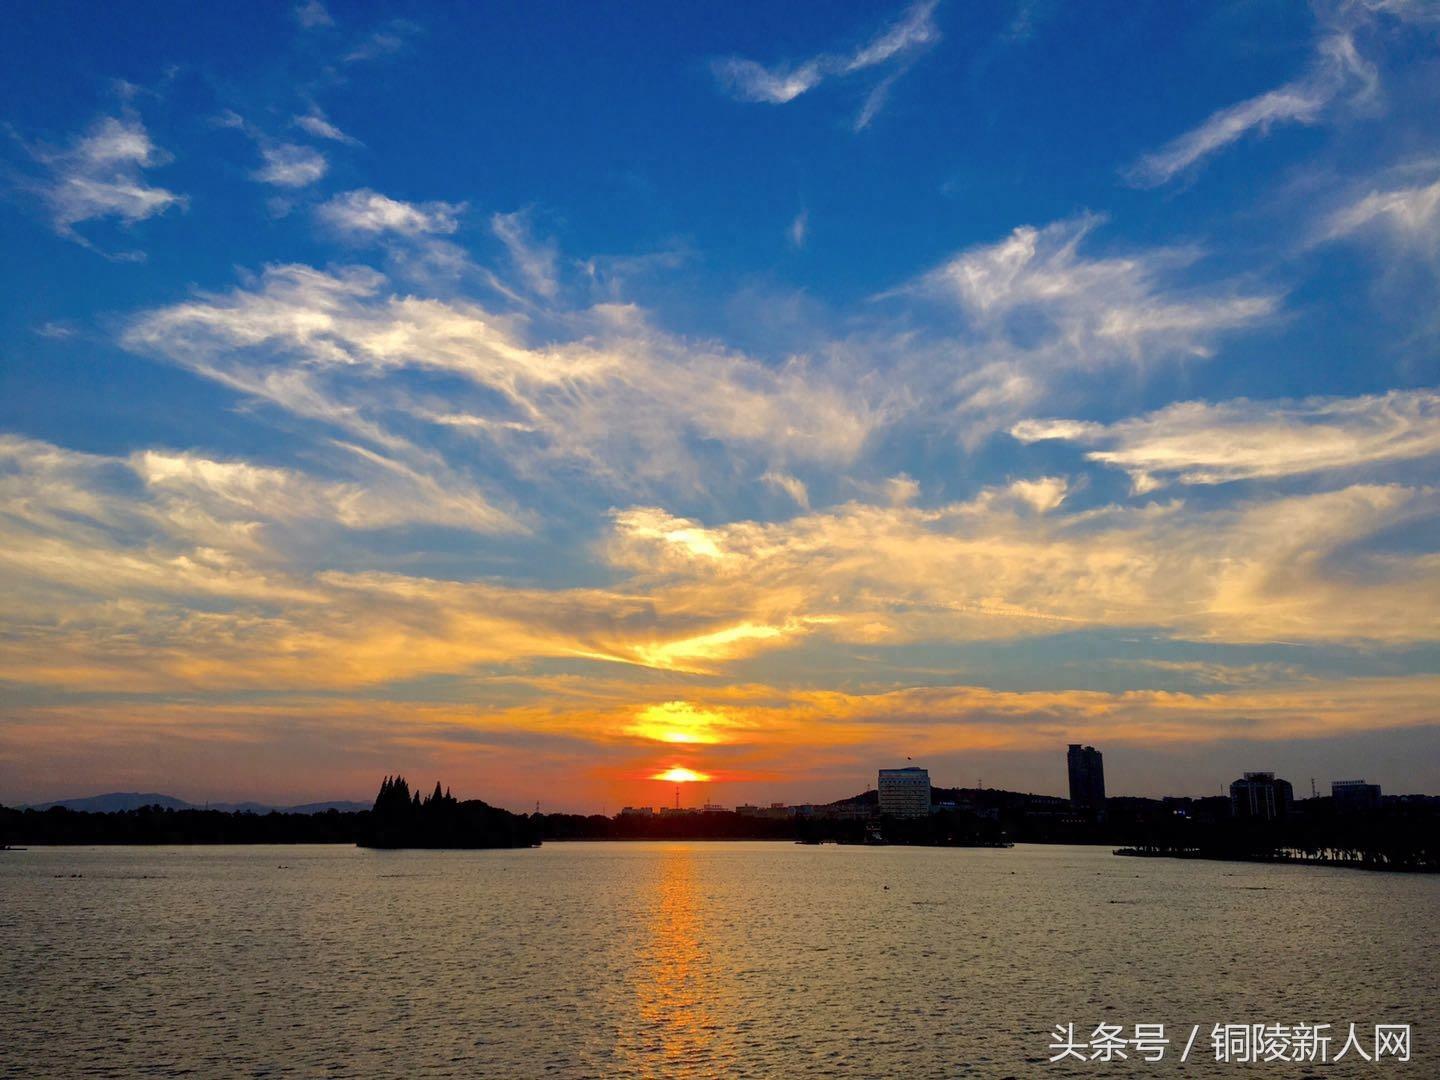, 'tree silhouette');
356,775,539,849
